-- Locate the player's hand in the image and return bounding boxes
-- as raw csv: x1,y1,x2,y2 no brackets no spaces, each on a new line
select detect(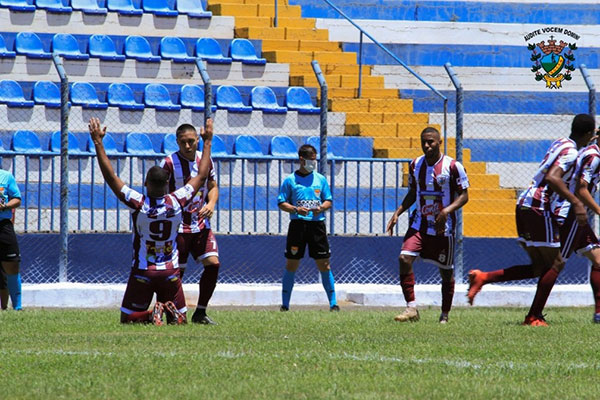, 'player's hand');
200,118,213,142
88,118,107,143
386,214,398,236
198,204,215,219
574,201,588,227
435,209,449,234
296,206,310,216
312,206,323,216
